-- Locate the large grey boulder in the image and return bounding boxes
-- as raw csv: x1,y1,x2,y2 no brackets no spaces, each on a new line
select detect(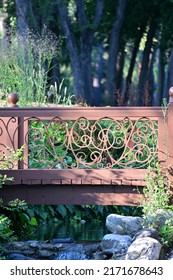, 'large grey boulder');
106,214,143,236
101,233,132,259
125,237,162,260
132,228,160,241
